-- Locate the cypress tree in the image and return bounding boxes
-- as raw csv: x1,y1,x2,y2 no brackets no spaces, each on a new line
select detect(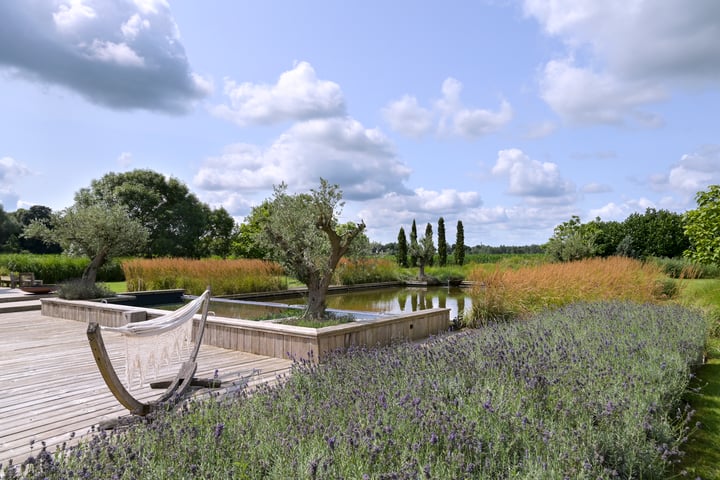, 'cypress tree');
425,222,434,267
437,217,447,266
454,220,465,265
396,226,409,267
409,219,418,267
